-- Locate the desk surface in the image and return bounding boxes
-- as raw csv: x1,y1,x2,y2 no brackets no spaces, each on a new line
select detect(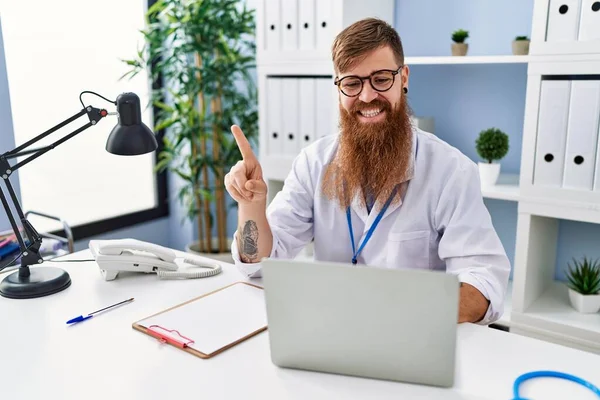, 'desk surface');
1,249,599,400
